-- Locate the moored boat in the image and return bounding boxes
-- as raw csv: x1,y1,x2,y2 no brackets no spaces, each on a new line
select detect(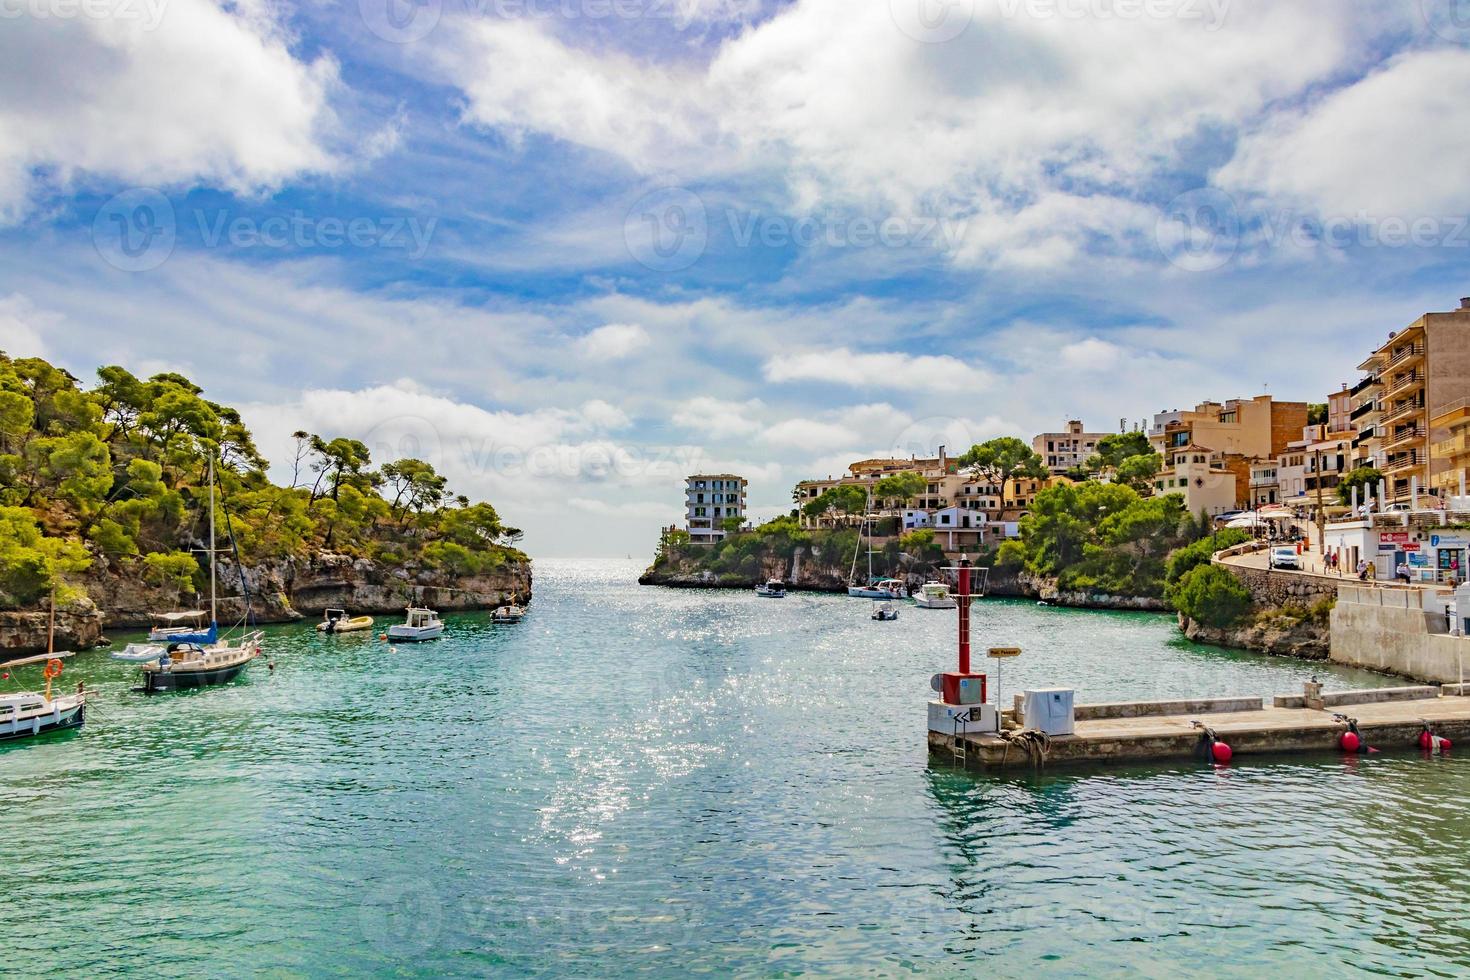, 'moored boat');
112,455,265,693
913,582,958,609
0,601,88,742
491,604,526,623
317,608,375,633
146,610,218,646
848,578,907,600
387,607,444,642
871,600,900,621
755,579,787,598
